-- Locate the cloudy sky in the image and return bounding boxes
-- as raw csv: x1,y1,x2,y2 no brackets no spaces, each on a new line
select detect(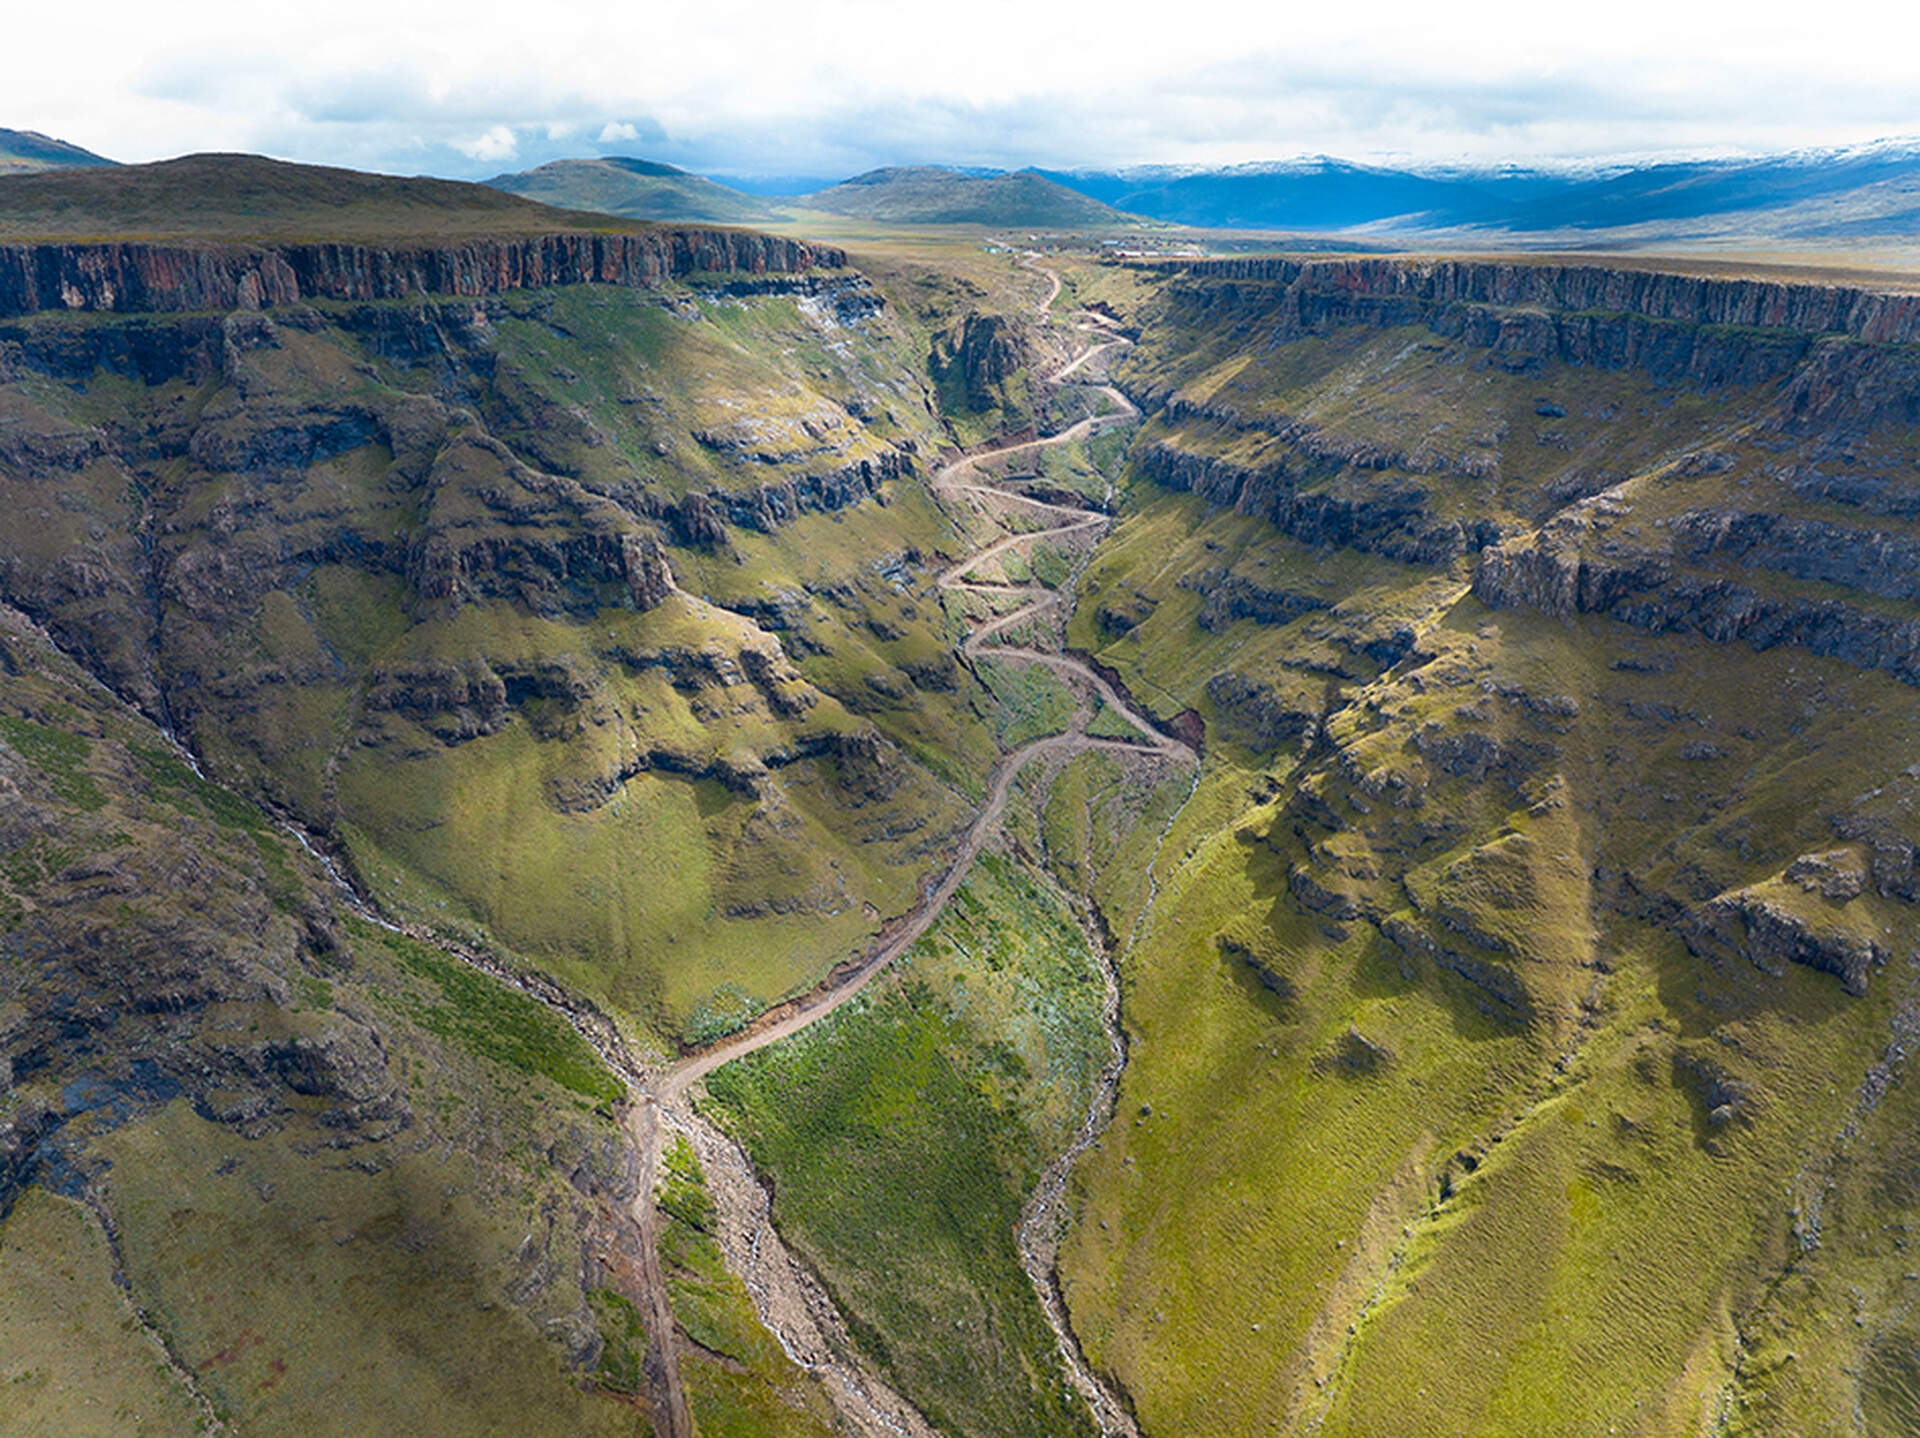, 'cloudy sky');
17,0,1920,185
